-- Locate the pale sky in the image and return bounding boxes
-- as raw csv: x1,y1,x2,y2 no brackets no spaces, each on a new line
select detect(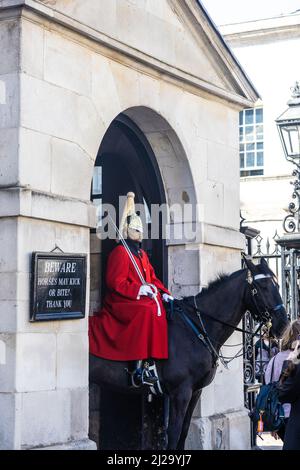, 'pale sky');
201,0,300,25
